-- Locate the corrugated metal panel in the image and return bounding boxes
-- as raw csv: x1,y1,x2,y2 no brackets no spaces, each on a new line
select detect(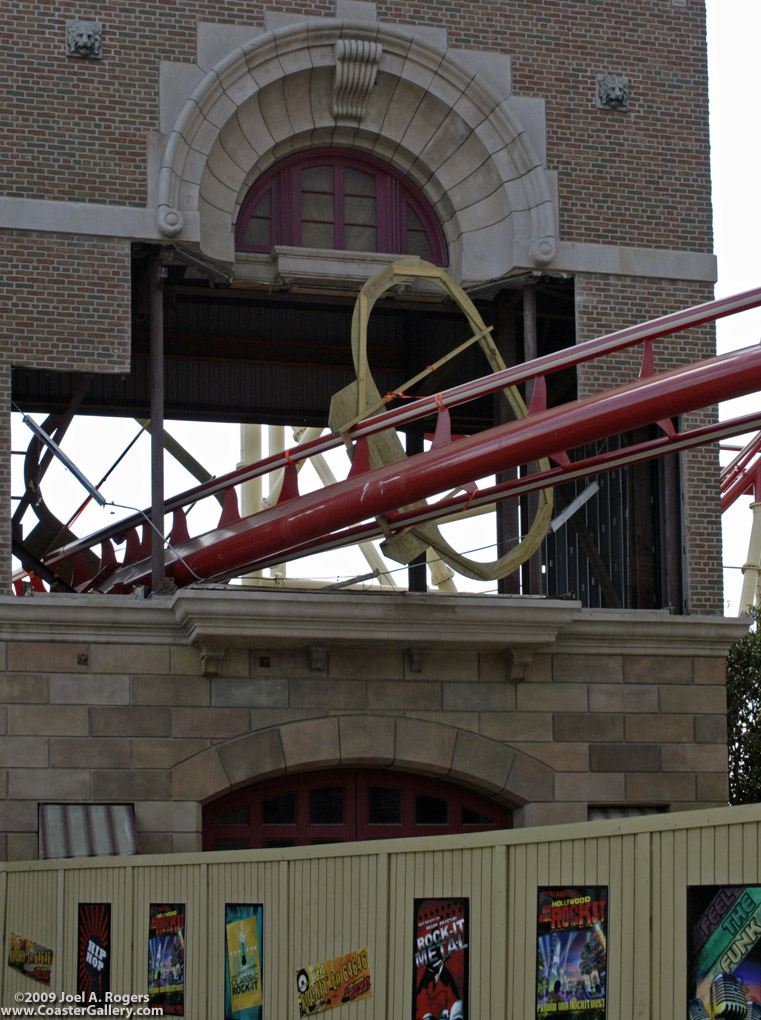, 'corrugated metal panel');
3,869,60,999
39,805,138,859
